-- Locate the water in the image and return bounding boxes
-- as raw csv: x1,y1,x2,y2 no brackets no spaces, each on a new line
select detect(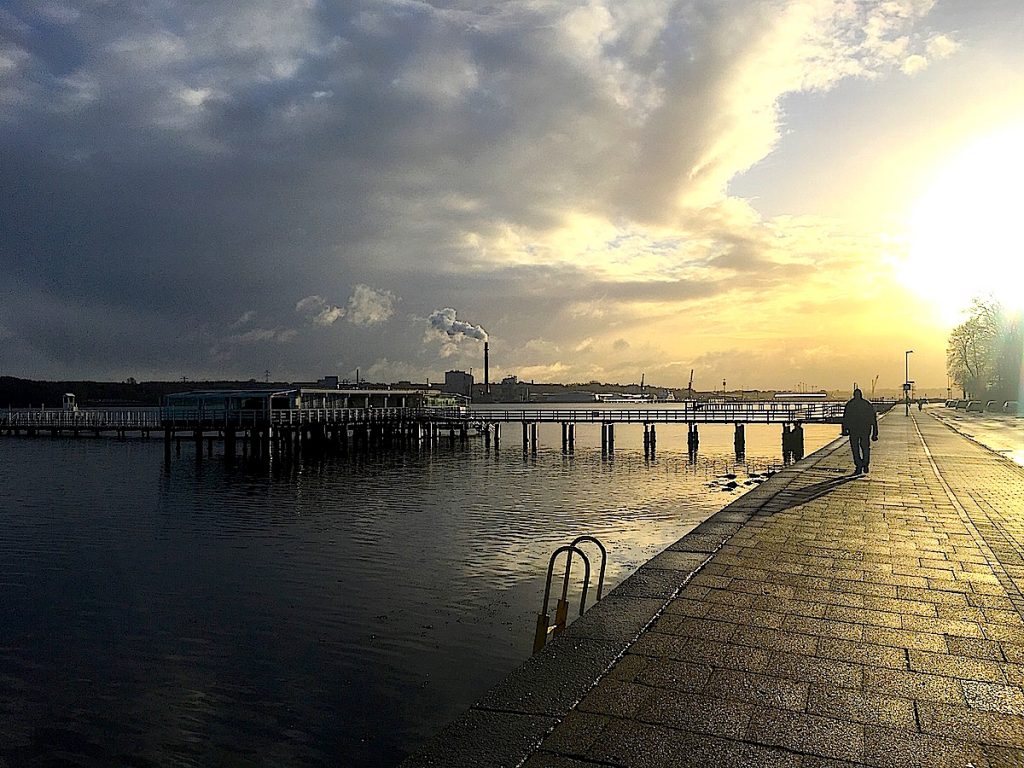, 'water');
0,420,838,766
